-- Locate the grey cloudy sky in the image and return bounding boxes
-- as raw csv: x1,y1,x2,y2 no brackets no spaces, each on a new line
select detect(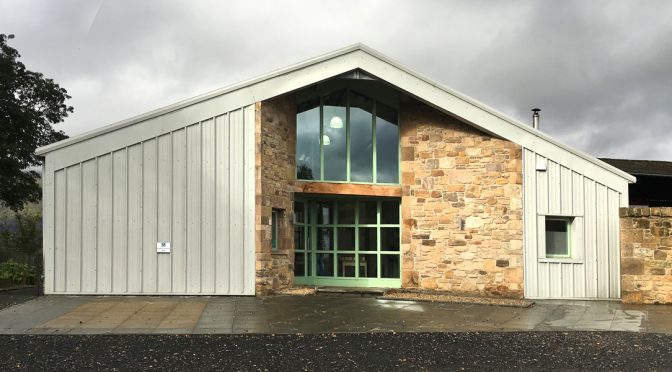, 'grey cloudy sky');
2,0,671,160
